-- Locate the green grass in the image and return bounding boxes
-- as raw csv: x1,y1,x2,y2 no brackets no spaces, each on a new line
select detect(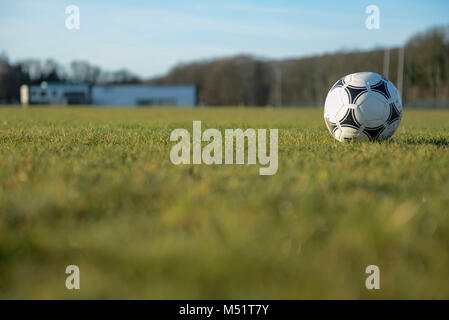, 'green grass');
0,106,448,299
